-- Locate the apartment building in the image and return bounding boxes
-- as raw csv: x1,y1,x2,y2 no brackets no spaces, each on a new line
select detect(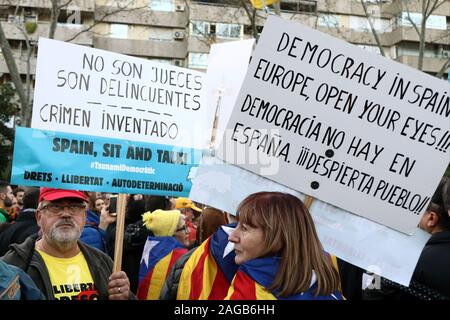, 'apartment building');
0,0,448,82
